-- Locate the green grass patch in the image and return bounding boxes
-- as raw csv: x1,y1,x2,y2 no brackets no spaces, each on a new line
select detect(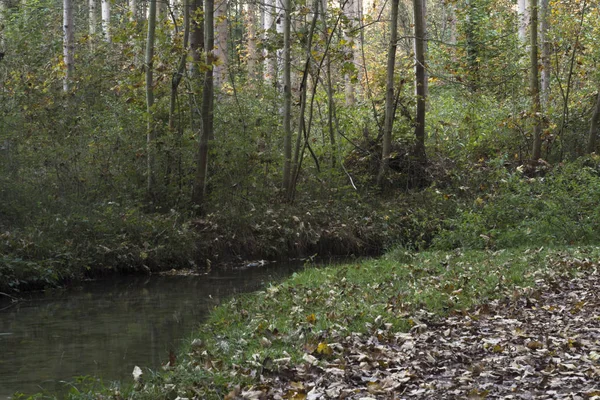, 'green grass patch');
111,245,597,399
